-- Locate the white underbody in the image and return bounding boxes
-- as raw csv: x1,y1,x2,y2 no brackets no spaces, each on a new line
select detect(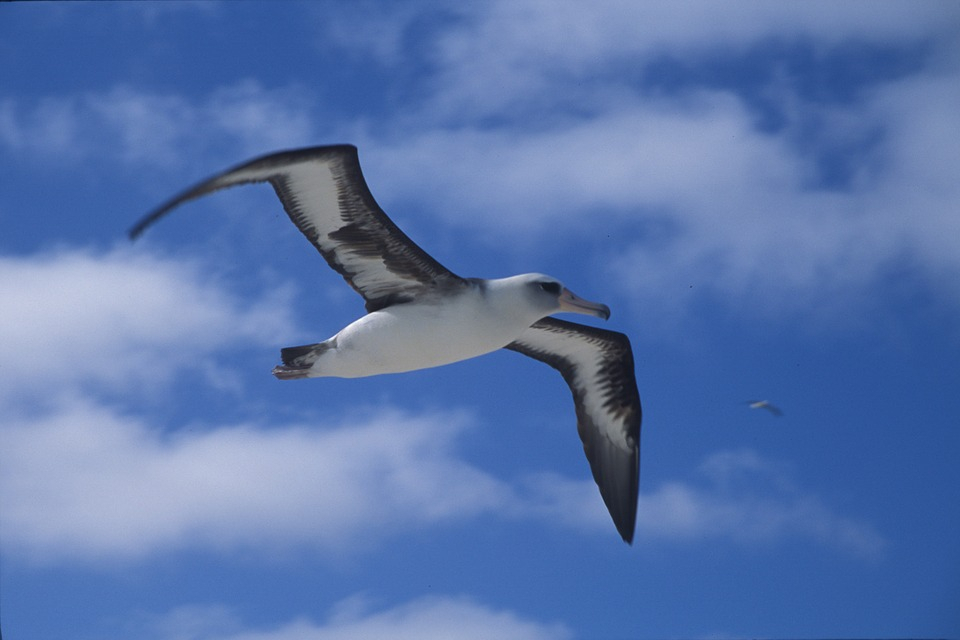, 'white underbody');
303,282,548,378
